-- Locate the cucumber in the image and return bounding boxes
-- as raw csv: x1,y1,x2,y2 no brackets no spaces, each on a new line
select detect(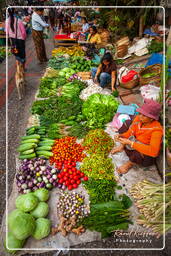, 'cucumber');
21,134,40,140
20,149,35,155
36,151,53,157
36,146,52,151
19,153,36,160
41,138,55,143
38,142,54,146
27,130,36,135
26,126,38,131
17,143,37,152
21,139,39,144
